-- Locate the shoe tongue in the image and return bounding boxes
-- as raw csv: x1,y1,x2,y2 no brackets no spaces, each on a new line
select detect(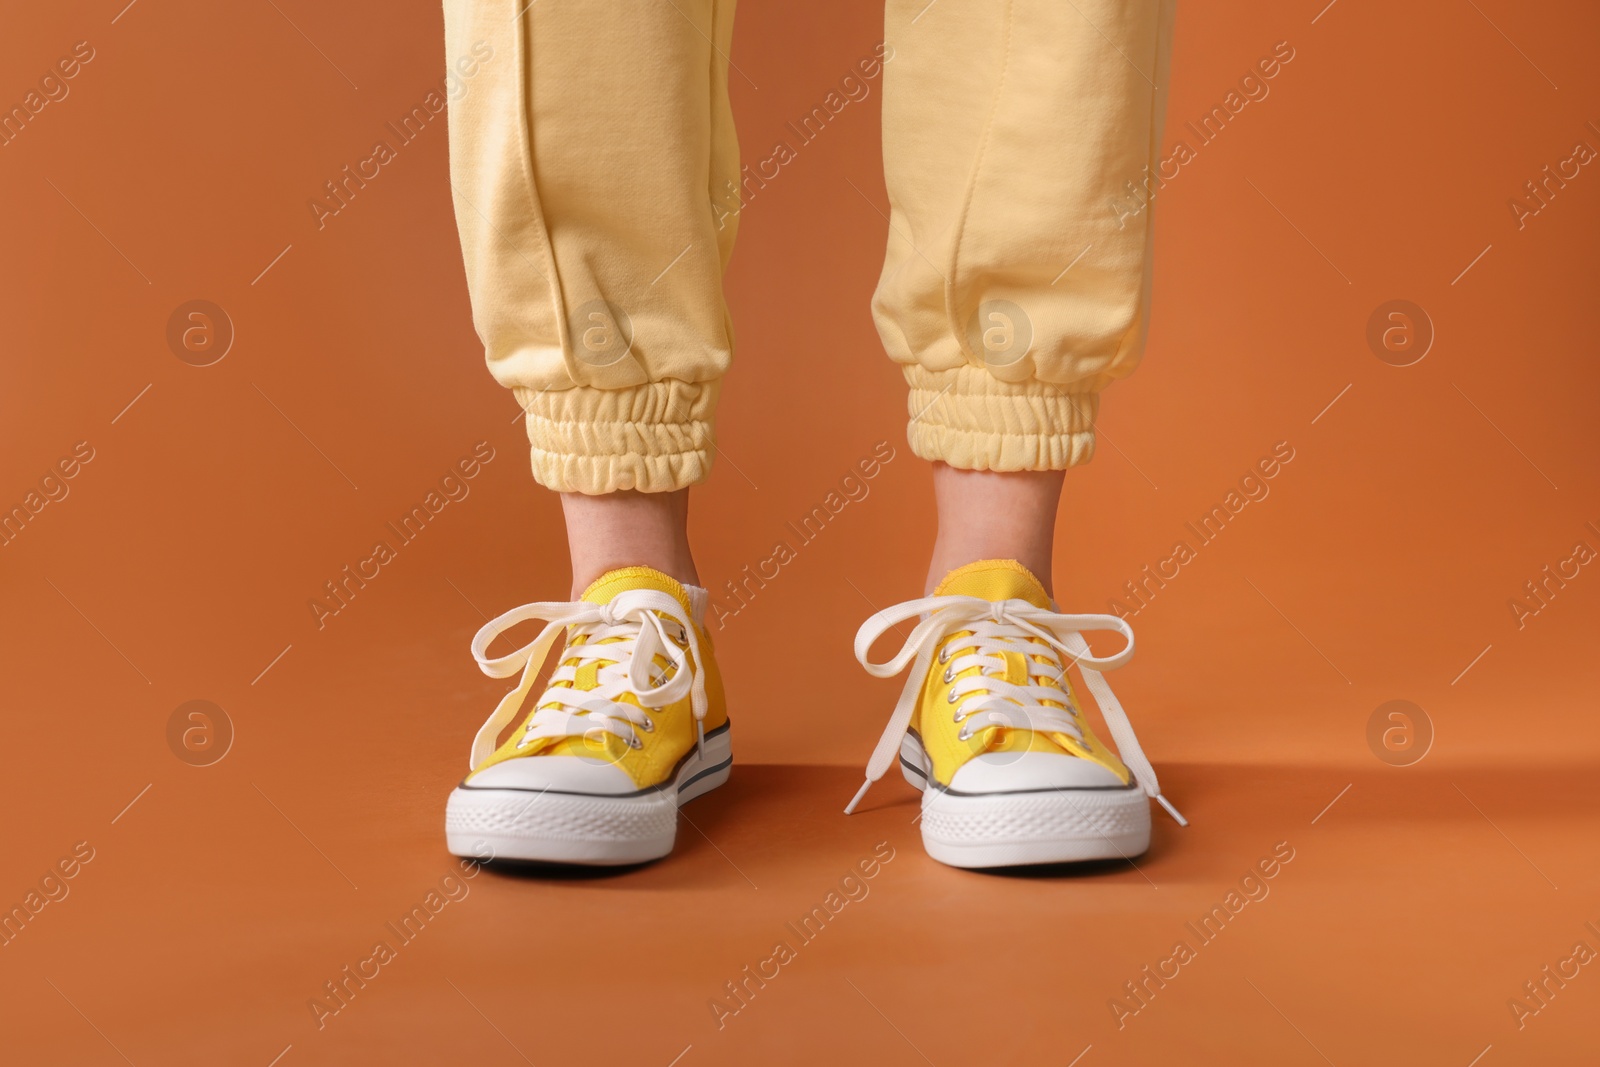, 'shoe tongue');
580,566,693,616
934,559,1051,609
